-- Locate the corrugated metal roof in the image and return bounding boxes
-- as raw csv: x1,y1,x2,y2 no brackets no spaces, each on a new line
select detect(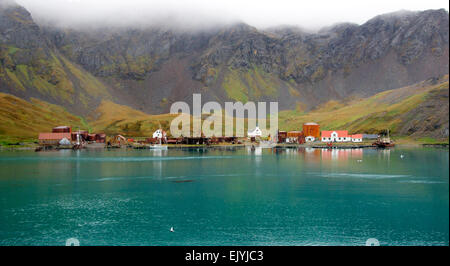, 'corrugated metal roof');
39,133,72,140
